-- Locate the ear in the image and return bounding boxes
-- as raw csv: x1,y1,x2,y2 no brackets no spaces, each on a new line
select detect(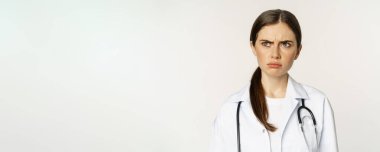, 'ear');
294,44,302,60
250,41,257,56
